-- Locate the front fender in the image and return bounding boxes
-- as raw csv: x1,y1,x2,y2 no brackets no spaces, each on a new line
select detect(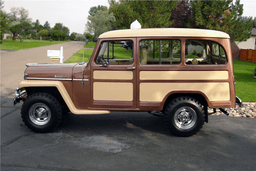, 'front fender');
15,80,109,115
